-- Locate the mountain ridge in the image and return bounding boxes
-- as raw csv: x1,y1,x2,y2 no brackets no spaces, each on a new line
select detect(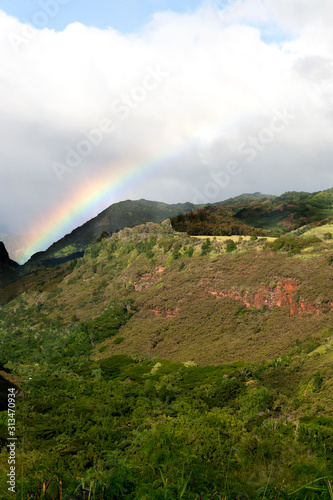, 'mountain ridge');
3,186,333,286
23,199,197,268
